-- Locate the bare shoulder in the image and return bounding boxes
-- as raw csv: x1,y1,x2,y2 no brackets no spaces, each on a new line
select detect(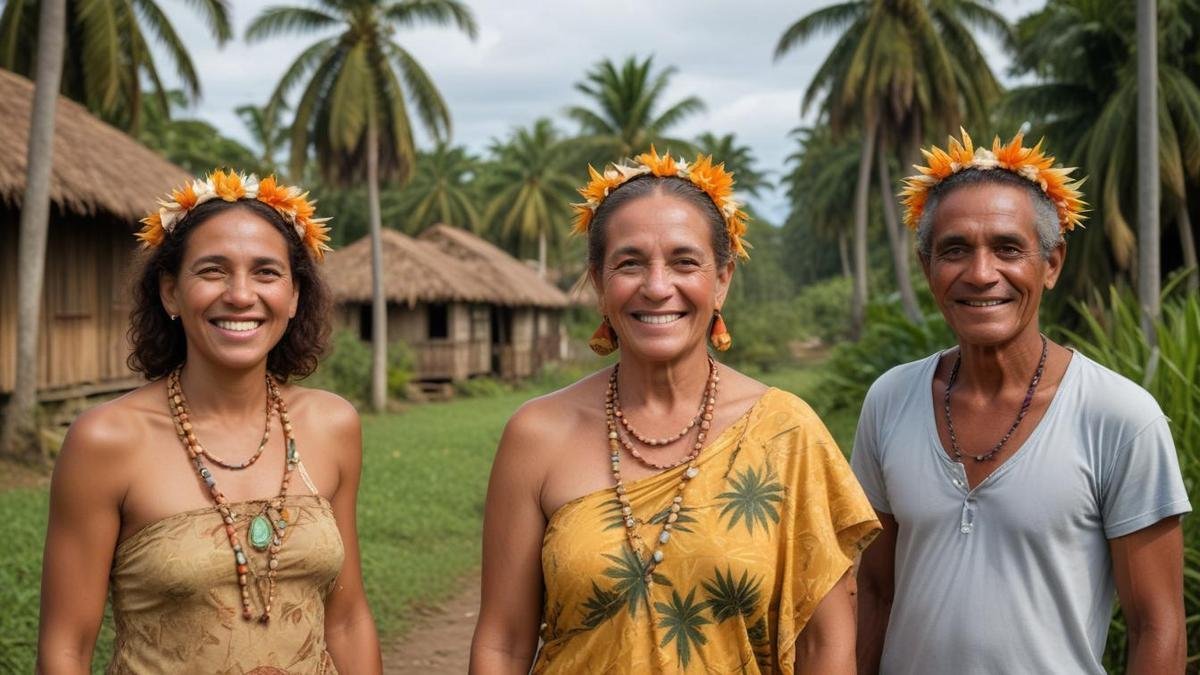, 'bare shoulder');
282,384,361,436
56,381,164,495
714,362,771,410
503,368,610,451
